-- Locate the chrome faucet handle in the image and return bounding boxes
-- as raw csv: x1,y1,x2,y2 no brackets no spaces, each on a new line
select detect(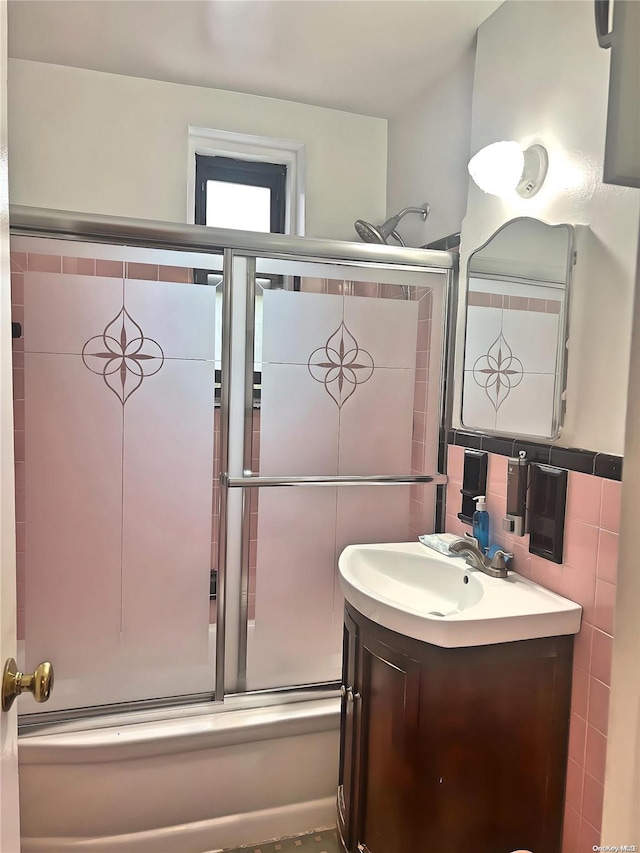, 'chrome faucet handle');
489,550,514,571
463,532,480,549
